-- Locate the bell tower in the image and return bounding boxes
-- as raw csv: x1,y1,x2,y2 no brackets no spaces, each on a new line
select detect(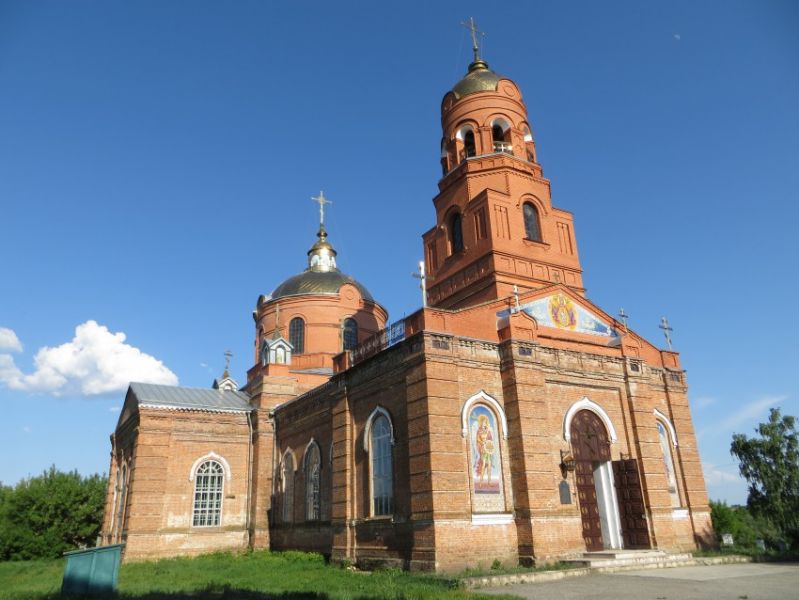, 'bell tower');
423,32,584,309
